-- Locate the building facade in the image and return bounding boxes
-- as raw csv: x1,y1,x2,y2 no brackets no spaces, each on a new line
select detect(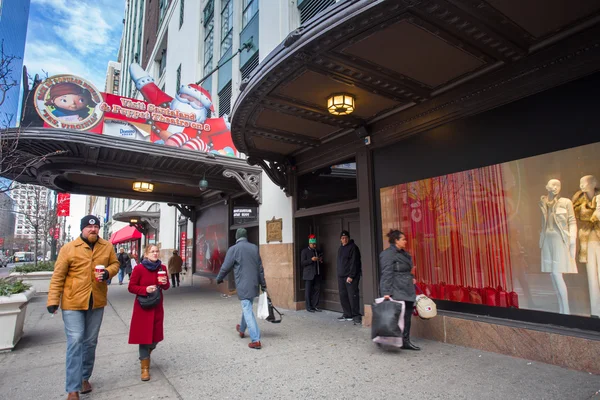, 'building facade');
229,0,600,374
10,183,51,257
104,61,122,95
0,192,16,249
0,0,31,128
